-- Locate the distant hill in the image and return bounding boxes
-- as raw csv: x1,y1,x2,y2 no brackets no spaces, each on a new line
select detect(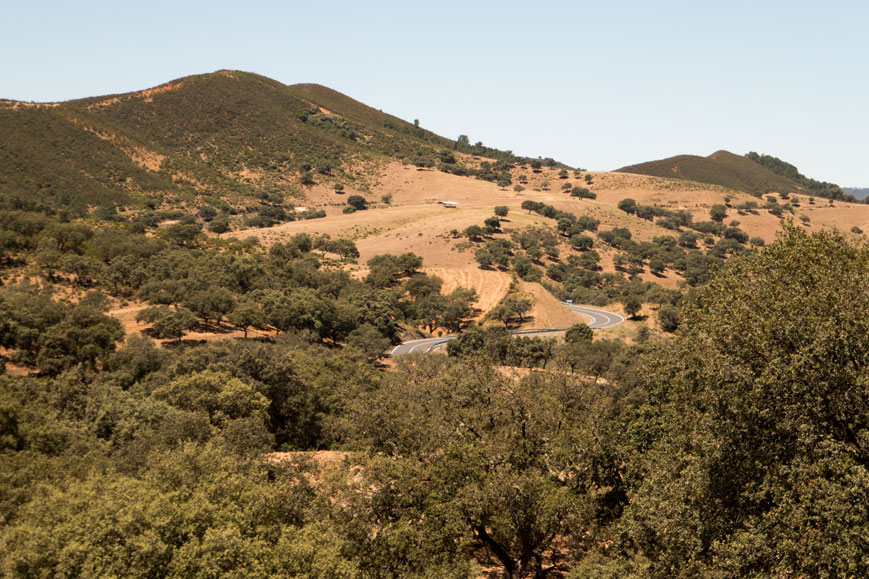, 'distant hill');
617,150,805,197
0,70,538,216
744,152,854,202
617,150,857,202
844,187,869,200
